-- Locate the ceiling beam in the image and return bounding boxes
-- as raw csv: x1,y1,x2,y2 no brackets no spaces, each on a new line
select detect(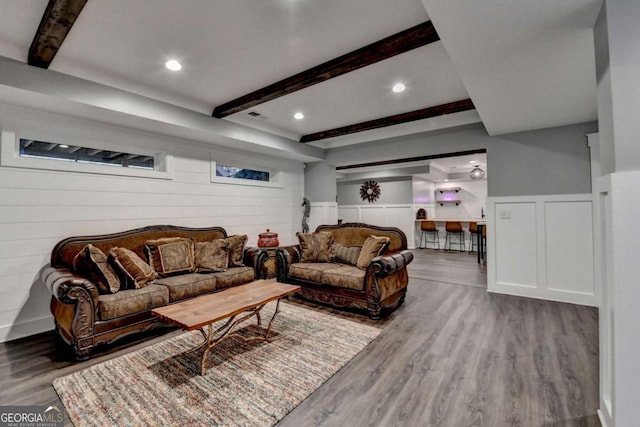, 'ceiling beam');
336,149,487,171
212,20,440,118
301,99,475,143
28,0,88,69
